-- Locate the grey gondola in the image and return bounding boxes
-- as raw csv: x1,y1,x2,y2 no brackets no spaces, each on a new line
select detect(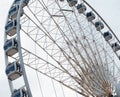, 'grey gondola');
95,21,104,31
67,0,78,7
4,38,18,56
6,62,22,81
8,5,23,19
111,43,120,52
5,19,17,36
77,3,86,13
86,11,95,21
103,31,112,41
14,0,30,7
11,88,27,97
